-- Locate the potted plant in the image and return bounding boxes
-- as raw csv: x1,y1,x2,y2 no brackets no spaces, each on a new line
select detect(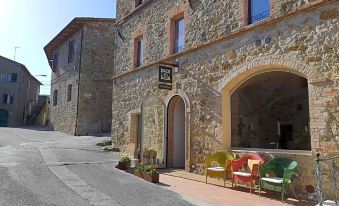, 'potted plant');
116,154,131,170
134,163,159,183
